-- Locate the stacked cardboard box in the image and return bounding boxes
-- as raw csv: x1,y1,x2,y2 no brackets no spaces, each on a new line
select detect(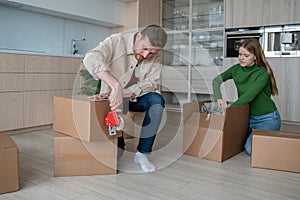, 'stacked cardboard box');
251,129,300,173
53,96,122,142
183,101,249,162
0,133,19,194
54,133,117,176
53,96,122,176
